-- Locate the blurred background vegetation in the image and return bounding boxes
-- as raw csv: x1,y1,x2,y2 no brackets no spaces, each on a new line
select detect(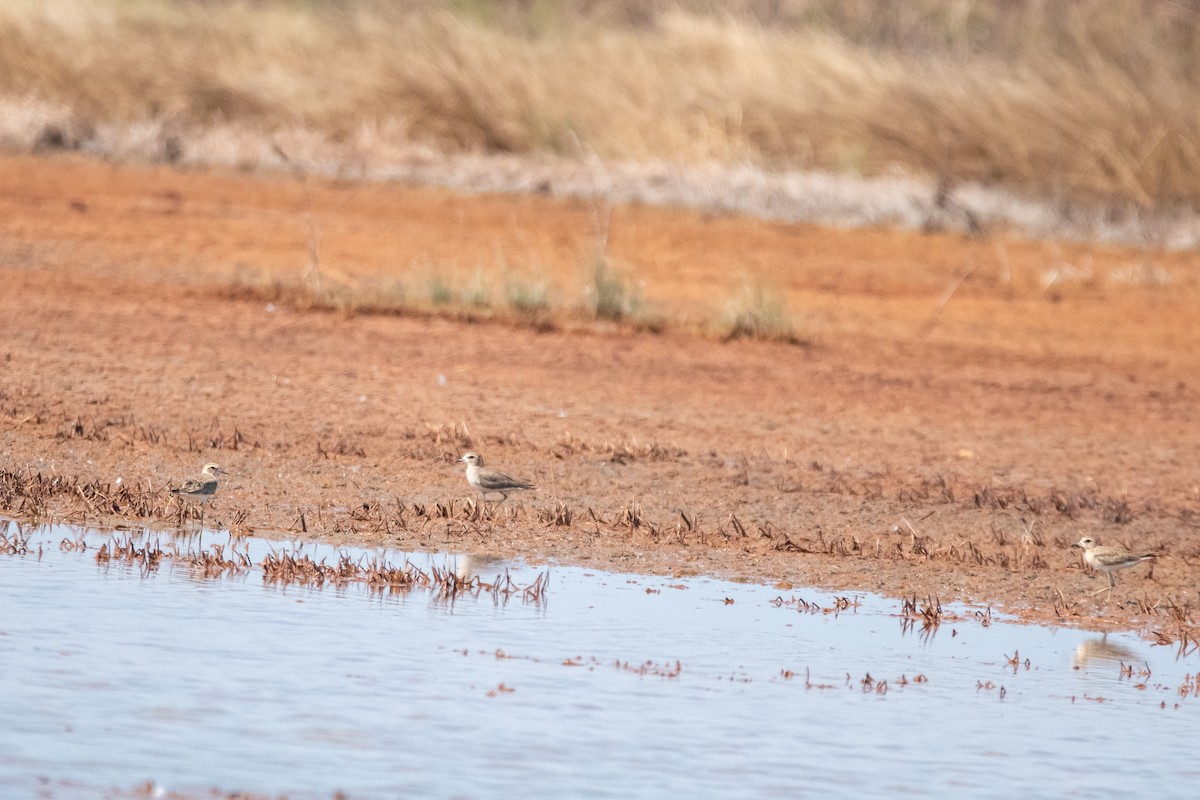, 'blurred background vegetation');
2,0,1198,215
